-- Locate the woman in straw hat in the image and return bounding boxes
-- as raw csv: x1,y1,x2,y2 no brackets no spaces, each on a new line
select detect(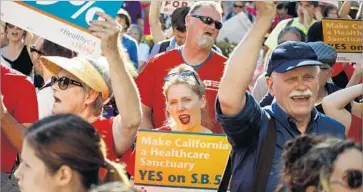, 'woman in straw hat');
40,12,141,177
